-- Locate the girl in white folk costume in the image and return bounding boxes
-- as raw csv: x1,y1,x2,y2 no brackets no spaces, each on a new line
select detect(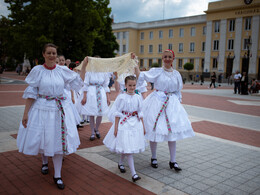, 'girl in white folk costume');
17,43,88,190
103,75,146,182
136,49,195,171
80,57,111,141
58,55,82,128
